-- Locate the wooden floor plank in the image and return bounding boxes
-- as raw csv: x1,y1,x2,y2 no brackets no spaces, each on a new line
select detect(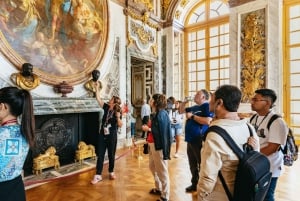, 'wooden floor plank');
25,137,300,201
